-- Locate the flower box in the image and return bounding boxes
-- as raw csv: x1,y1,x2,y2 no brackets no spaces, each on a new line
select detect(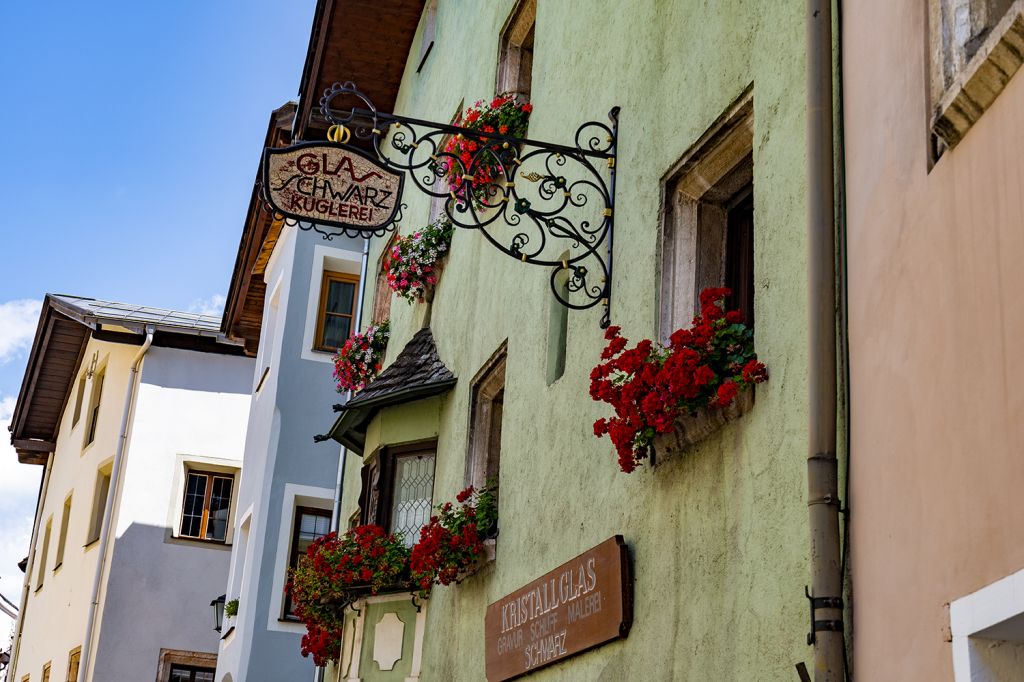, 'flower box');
590,287,768,472
651,388,753,463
